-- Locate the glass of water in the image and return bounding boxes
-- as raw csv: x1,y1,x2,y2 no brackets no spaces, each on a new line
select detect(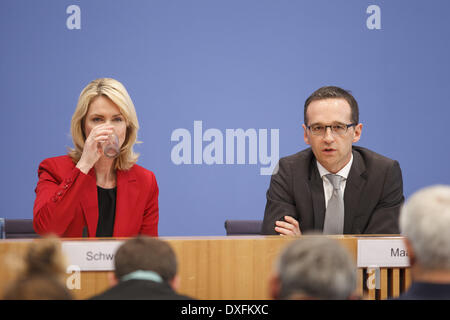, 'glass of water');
102,133,120,159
